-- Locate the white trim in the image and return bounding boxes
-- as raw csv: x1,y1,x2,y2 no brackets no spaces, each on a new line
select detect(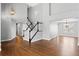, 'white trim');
0,44,1,51
23,34,57,42
1,37,15,42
